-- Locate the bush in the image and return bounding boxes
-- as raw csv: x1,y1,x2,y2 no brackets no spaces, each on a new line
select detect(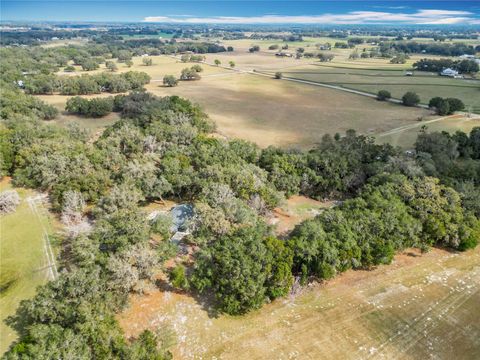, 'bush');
66,96,114,117
429,97,464,115
180,67,201,81
190,64,203,73
377,90,391,101
274,72,283,79
429,96,444,109
445,98,465,112
169,265,189,290
162,75,178,87
402,91,420,106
